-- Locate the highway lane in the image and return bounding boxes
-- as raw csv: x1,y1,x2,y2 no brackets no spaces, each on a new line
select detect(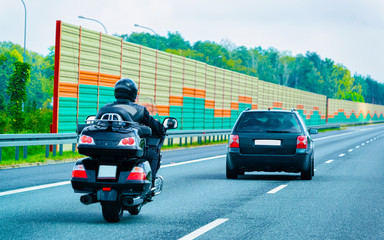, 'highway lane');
0,123,384,239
